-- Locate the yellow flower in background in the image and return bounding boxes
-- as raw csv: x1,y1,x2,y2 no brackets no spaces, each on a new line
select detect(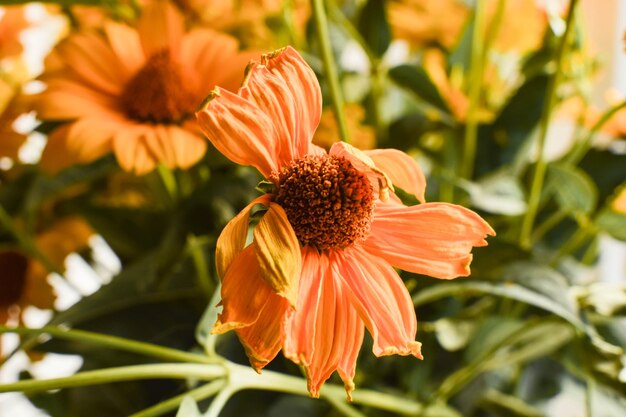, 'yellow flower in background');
312,104,376,151
613,187,626,214
34,1,257,175
176,0,309,49
389,0,546,54
0,217,92,348
0,80,29,162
